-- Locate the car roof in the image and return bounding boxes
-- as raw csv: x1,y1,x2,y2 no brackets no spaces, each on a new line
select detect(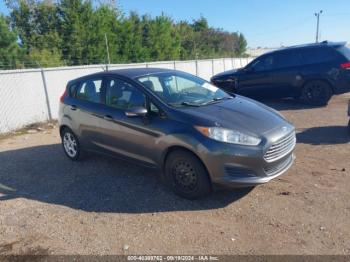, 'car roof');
69,67,175,85
263,41,347,56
